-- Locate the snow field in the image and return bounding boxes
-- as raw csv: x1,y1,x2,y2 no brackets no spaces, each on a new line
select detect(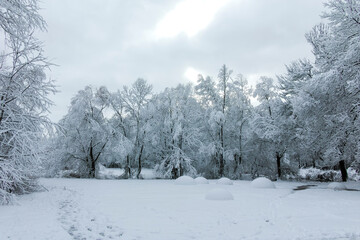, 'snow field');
205,188,234,200
251,177,276,189
0,179,359,240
